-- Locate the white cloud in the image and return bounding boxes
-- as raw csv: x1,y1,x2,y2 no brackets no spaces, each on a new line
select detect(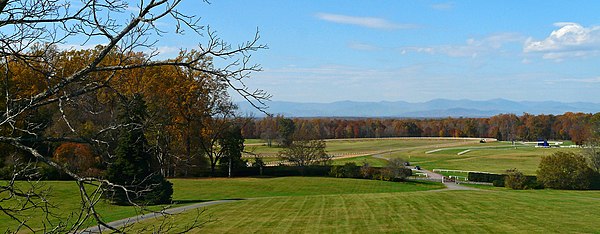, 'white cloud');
347,42,380,51
315,13,417,30
431,2,454,10
524,22,600,60
560,77,600,83
156,46,180,55
400,33,524,58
